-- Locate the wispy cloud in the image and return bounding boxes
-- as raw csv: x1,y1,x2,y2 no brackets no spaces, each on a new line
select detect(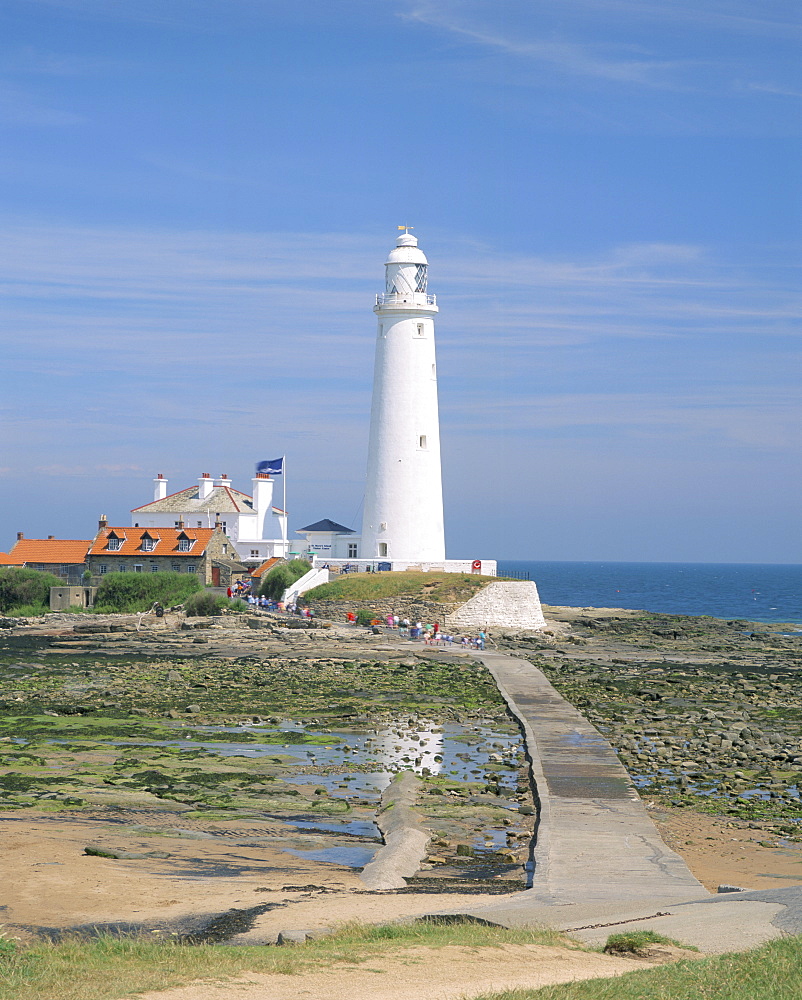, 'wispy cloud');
1,45,124,76
743,81,802,99
404,0,802,112
0,82,83,125
405,1,689,88
539,1,802,39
